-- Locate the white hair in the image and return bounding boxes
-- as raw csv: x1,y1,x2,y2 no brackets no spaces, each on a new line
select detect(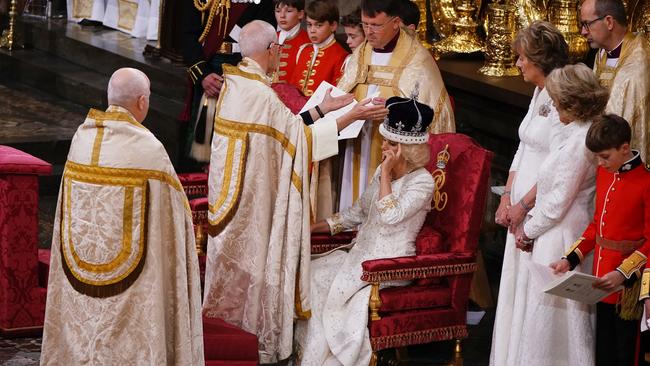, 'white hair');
107,68,150,107
239,20,277,57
